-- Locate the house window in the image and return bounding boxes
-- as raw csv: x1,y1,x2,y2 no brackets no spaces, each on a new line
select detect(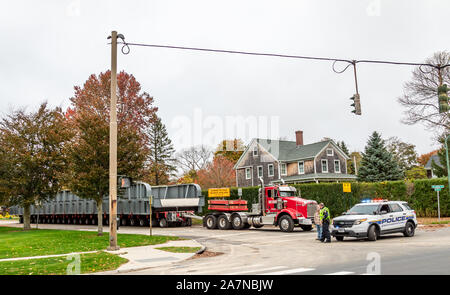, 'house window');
245,168,251,180
253,146,258,156
257,166,263,178
321,159,328,173
280,163,287,176
298,161,304,174
326,148,334,156
268,164,274,177
334,160,341,173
